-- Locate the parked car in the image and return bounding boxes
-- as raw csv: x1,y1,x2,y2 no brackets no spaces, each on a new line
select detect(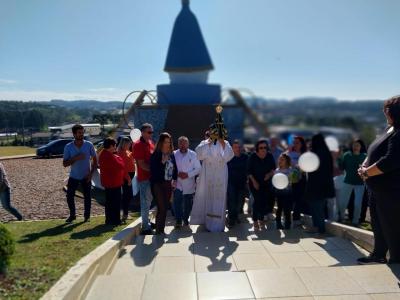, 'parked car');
36,139,73,158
